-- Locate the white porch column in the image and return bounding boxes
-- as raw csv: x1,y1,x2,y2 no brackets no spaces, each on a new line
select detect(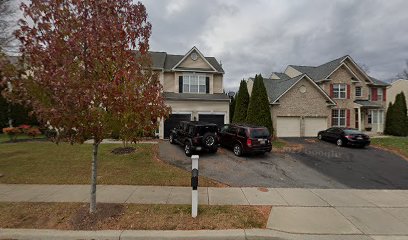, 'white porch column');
358,107,362,131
